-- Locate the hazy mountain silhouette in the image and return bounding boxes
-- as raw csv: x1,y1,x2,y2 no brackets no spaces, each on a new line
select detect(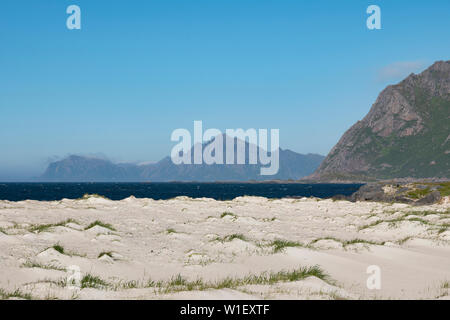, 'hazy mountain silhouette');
40,136,324,182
